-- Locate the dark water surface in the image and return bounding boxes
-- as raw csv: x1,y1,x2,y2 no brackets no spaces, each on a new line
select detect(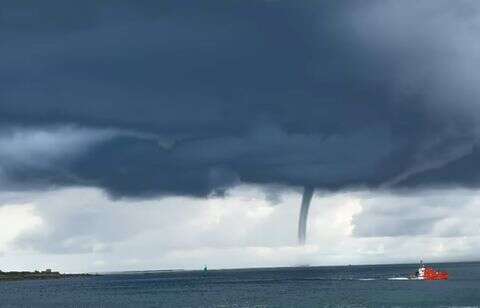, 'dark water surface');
0,262,479,307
